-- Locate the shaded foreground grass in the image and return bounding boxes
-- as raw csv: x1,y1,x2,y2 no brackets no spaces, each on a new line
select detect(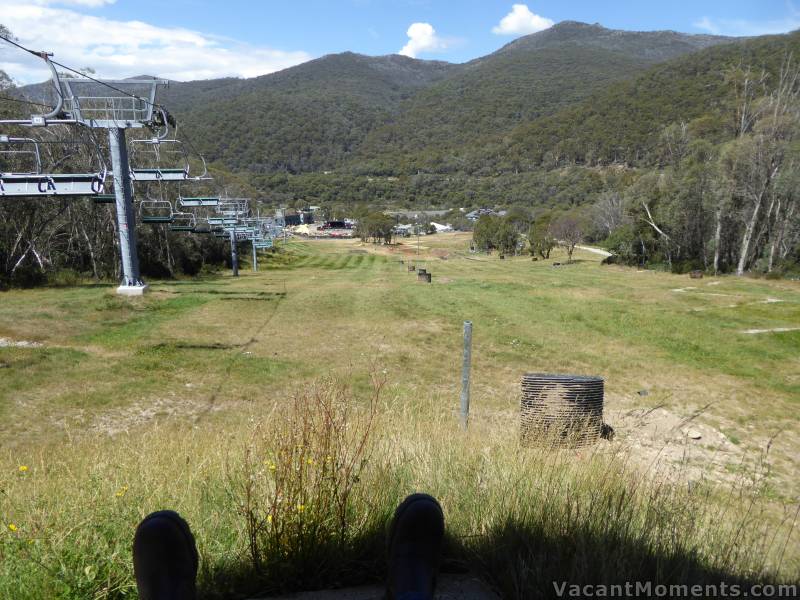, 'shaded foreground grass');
0,377,797,599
